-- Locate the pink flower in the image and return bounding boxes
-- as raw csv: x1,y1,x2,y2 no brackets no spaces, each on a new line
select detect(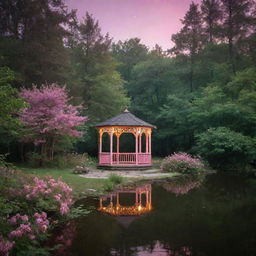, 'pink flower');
60,202,69,215
0,236,15,256
54,194,62,201
20,215,29,222
9,229,23,238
